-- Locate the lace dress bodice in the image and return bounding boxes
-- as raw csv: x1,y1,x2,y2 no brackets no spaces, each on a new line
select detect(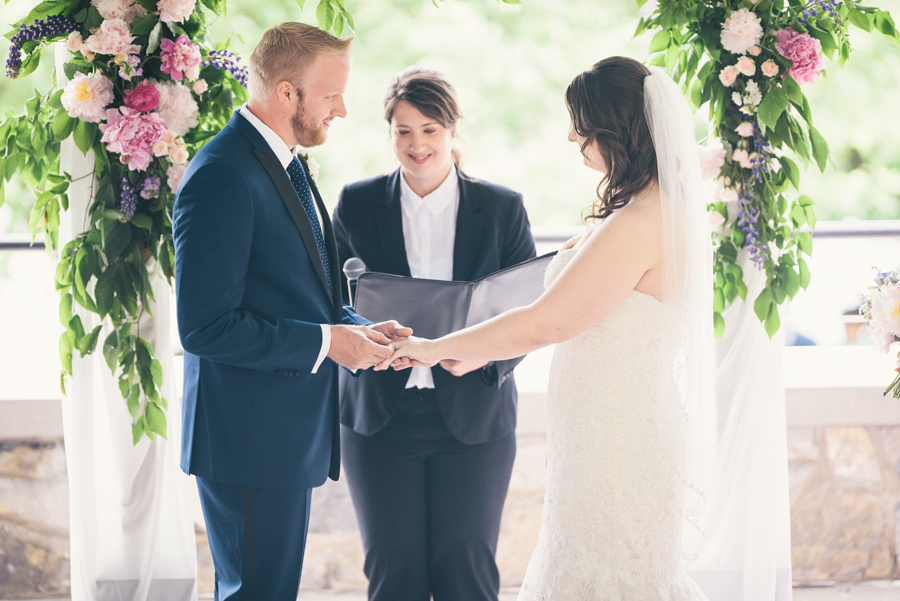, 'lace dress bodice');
517,247,706,601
